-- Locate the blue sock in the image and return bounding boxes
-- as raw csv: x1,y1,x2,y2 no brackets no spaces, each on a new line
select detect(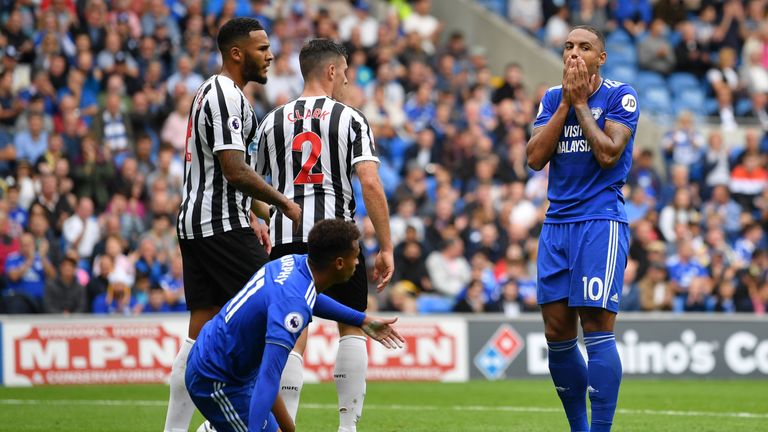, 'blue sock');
547,338,589,432
585,331,622,432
